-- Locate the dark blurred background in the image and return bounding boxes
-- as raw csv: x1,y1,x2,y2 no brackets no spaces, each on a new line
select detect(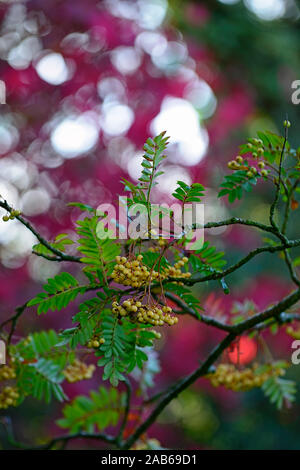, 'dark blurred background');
0,0,300,449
